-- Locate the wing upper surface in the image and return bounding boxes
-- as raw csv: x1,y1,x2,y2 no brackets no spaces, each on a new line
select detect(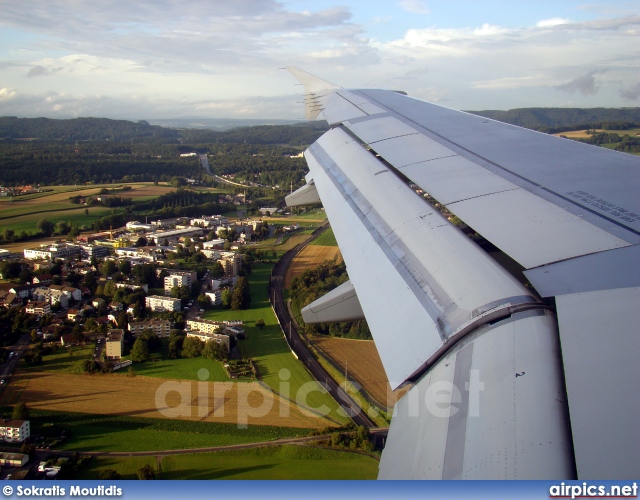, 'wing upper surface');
284,67,640,479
